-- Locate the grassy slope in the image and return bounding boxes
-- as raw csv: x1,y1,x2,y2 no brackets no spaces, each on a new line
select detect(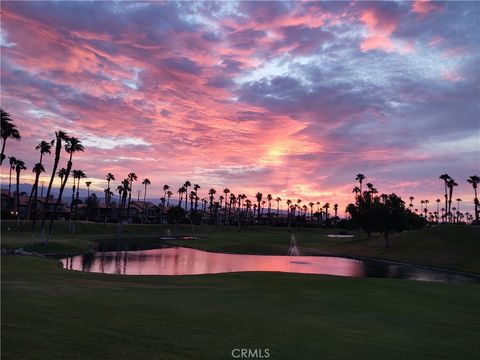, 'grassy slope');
2,221,480,272
172,225,480,273
2,256,480,360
